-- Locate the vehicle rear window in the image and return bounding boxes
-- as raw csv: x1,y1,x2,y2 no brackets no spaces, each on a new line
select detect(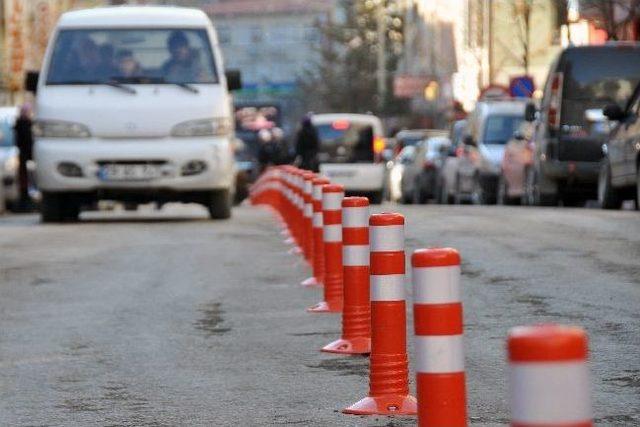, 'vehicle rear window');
560,47,640,126
315,120,375,163
483,115,523,145
46,28,218,85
